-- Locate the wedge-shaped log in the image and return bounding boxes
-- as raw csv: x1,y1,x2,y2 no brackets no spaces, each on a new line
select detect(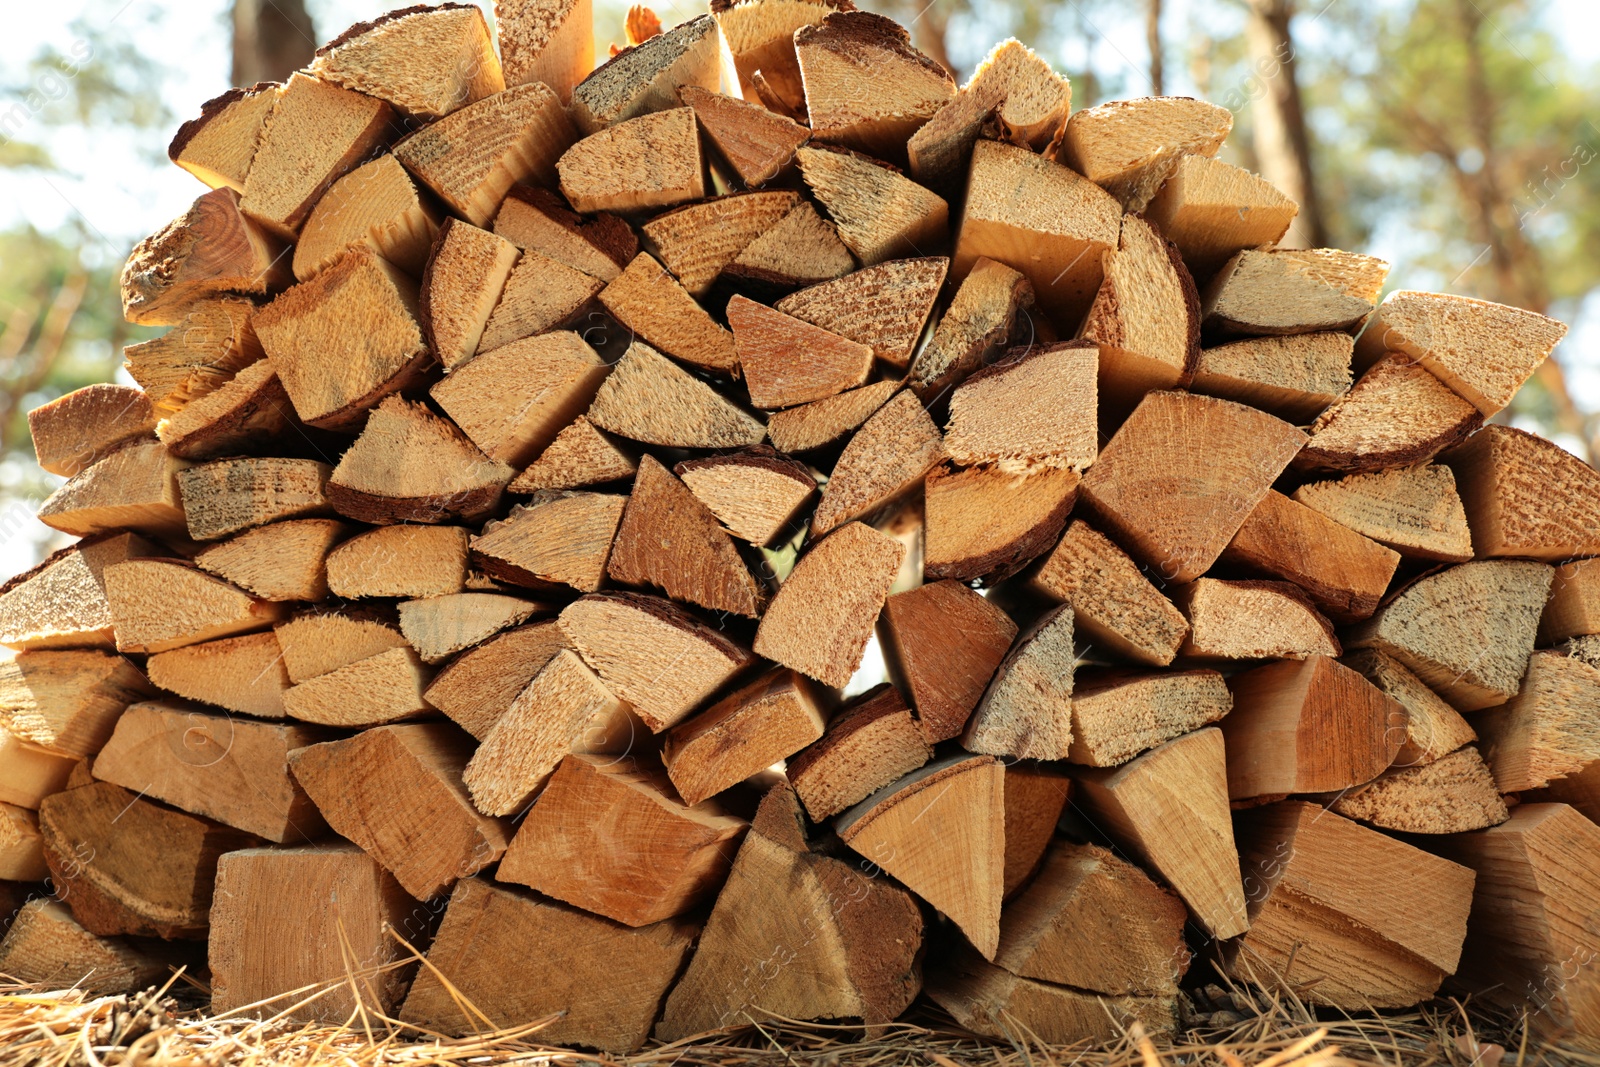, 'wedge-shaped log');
598,251,736,373
664,669,825,806
962,605,1073,760
1176,578,1340,661
292,154,438,280
0,900,168,995
880,581,1017,744
569,13,720,133
192,517,346,601
147,632,291,719
497,0,592,102
0,804,44,881
105,559,287,654
0,533,155,651
0,731,76,809
776,257,948,368
798,146,948,266
166,82,278,192
419,219,518,369
282,646,432,727
925,463,1076,586
909,258,1034,400
473,250,603,355
308,4,502,119
1069,668,1231,767
0,650,151,758
1292,463,1473,563
273,607,407,683
120,188,289,325
640,191,798,297
94,701,329,842
325,525,468,600
37,440,188,539
811,391,944,536
471,492,624,593
787,684,931,822
1445,425,1600,561
946,341,1098,472
725,208,856,313
1189,332,1353,422
676,448,816,546
1220,491,1399,622
1329,746,1508,834
1543,559,1600,645
1060,96,1232,211
1143,154,1299,281
493,184,637,281
729,295,873,408
711,0,834,113
398,592,542,664
1001,762,1072,896
1228,802,1474,1009
559,108,705,215
1475,651,1600,794
177,457,330,541
423,622,567,739
154,360,295,461
1342,647,1476,768
27,384,155,478
123,297,262,416
587,341,765,448
680,85,809,188
1071,728,1247,938
929,951,1175,1045
1202,248,1388,336
766,380,899,454
510,416,637,492
1298,353,1482,473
